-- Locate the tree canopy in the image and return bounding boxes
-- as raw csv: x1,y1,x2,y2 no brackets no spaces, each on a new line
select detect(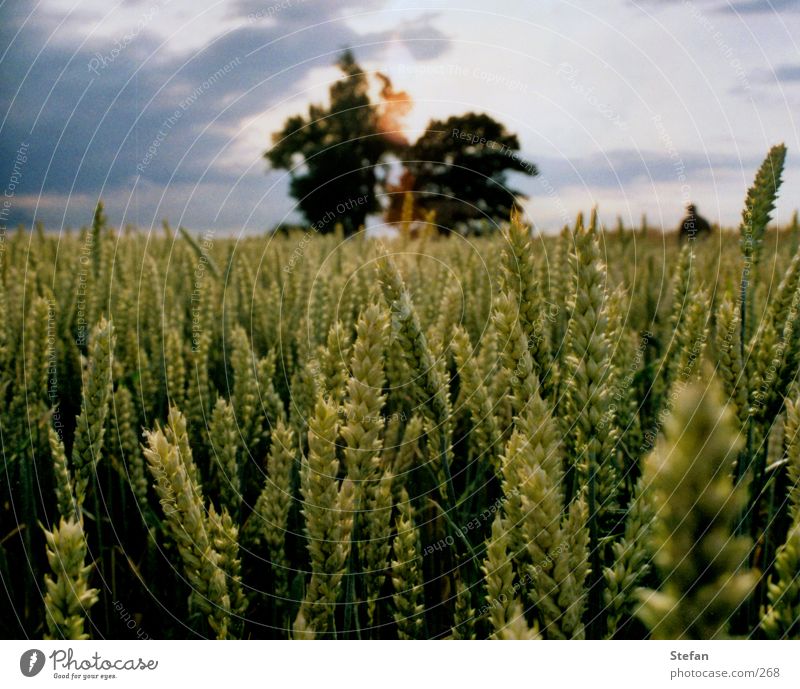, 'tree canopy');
265,51,388,235
403,113,537,231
